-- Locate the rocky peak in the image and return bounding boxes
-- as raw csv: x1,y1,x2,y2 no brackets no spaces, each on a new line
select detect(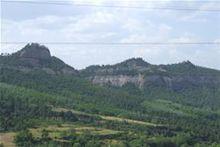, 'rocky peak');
17,43,51,60
177,60,195,67
118,58,150,68
182,60,194,66
1,43,78,75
